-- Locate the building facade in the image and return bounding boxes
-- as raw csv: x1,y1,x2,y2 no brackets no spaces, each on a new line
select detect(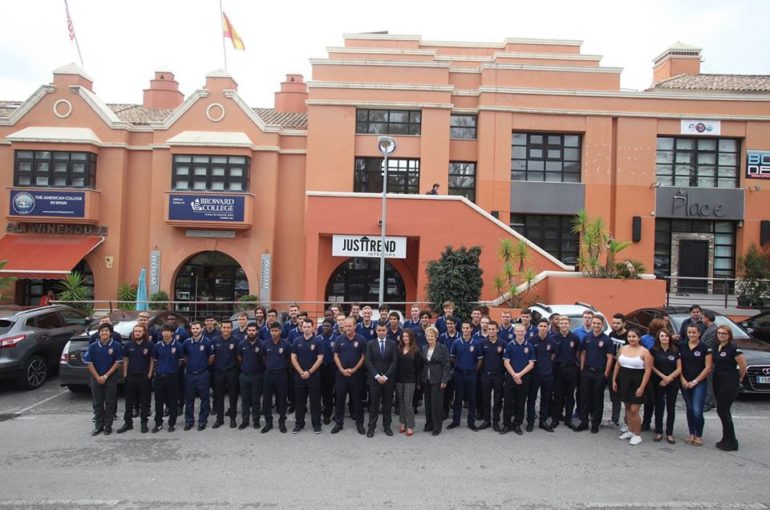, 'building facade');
1,34,768,315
